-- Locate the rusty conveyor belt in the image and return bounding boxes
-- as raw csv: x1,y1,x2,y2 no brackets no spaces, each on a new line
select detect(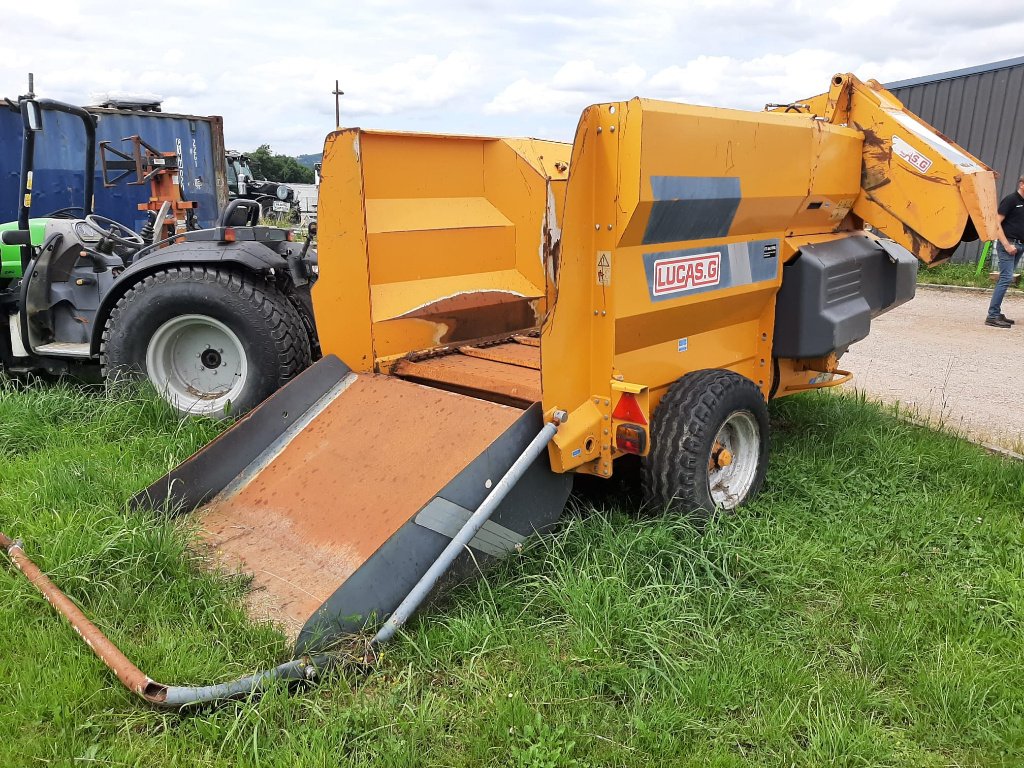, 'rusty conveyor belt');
393,338,542,408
